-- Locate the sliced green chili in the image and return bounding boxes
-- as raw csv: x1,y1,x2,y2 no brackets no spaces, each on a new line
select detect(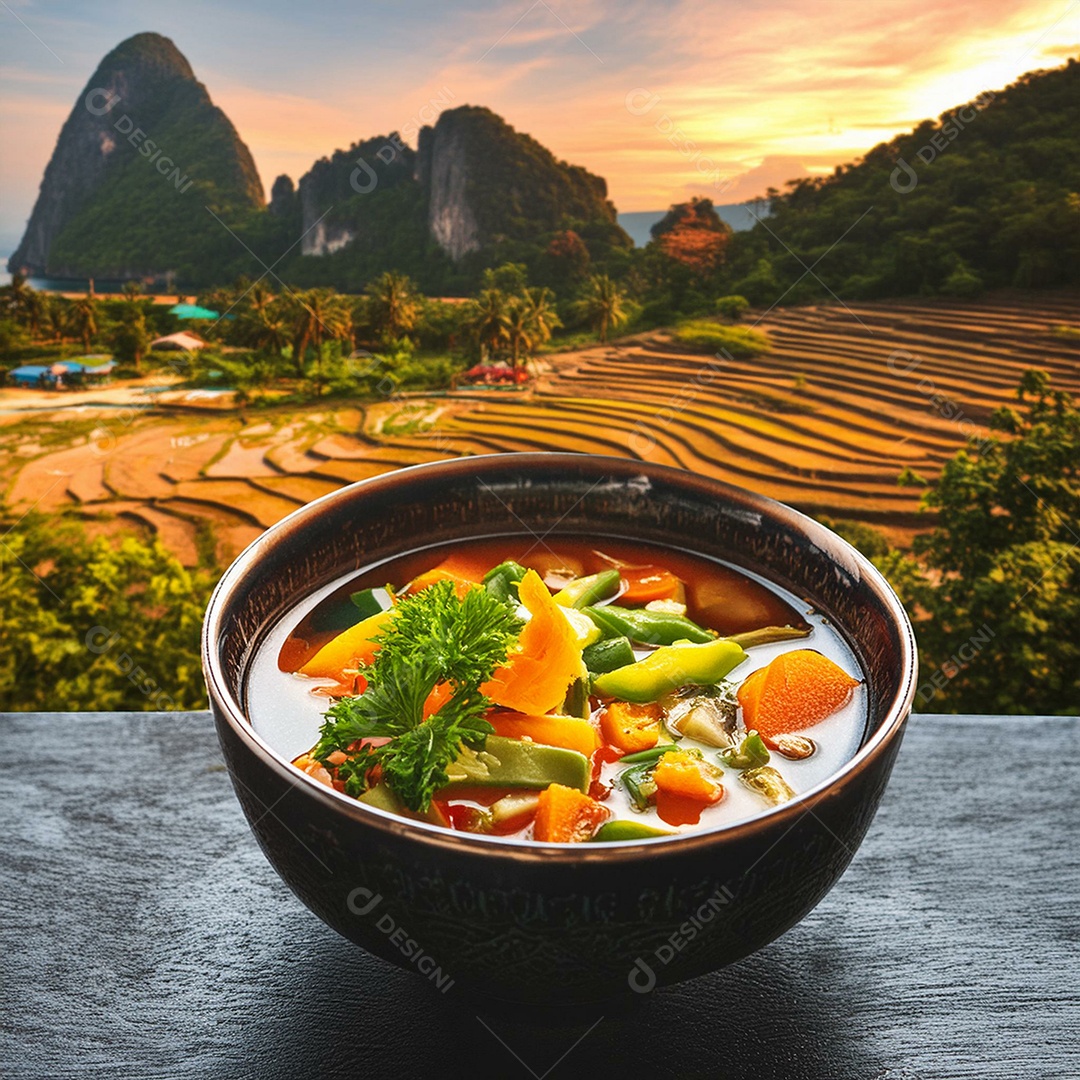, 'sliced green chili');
593,638,747,704
720,731,771,770
553,569,621,609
